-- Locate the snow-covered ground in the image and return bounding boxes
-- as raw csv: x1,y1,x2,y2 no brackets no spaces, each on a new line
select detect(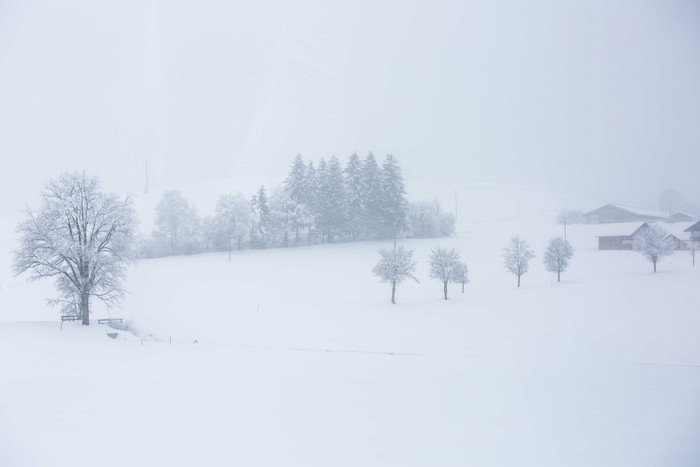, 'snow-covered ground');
1,187,699,466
